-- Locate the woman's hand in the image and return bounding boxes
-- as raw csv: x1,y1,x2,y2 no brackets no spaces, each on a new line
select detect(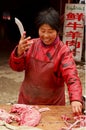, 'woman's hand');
71,101,82,115
17,31,33,56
